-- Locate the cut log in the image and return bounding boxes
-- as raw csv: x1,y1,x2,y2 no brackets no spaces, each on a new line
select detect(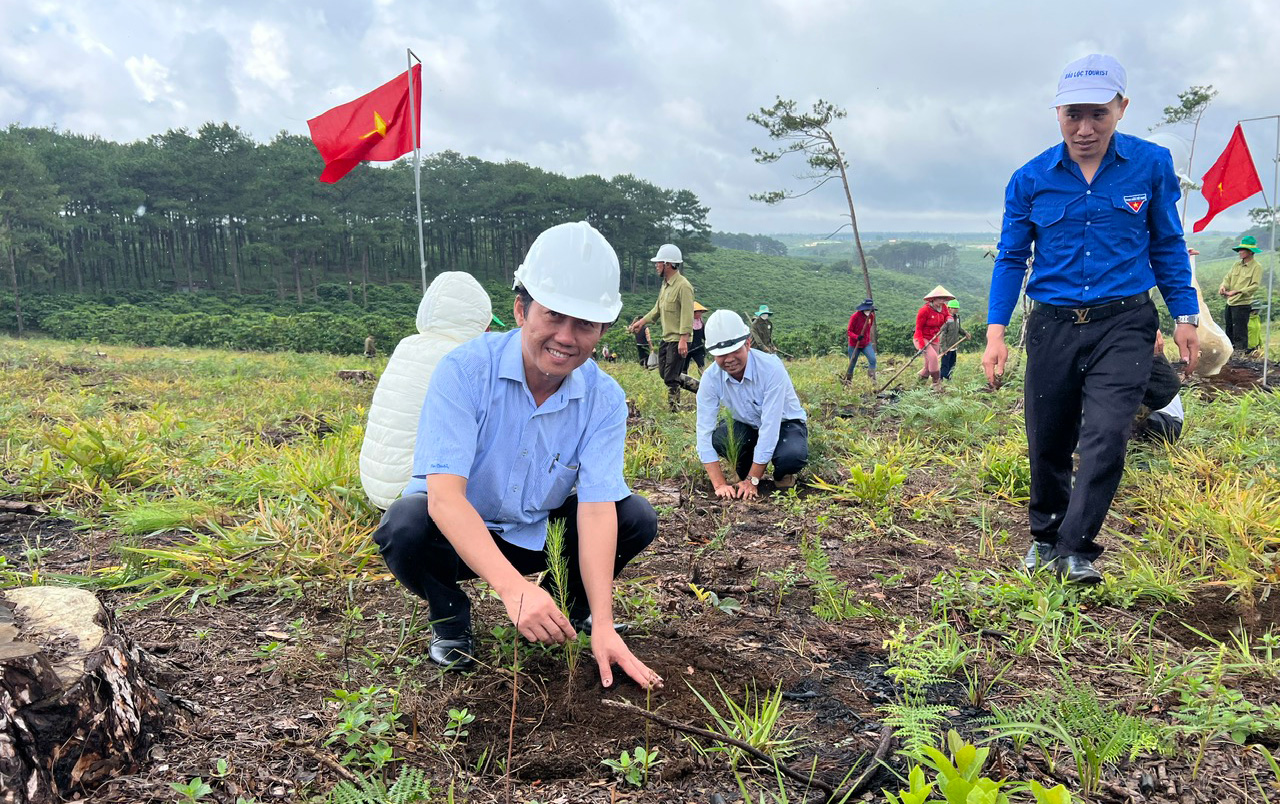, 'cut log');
1,587,171,803
336,369,376,382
